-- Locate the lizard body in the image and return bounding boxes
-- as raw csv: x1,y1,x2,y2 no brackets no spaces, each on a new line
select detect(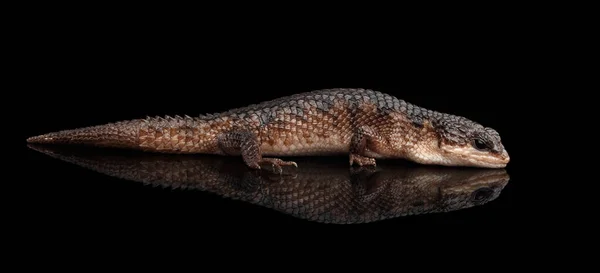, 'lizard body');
26,88,510,171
